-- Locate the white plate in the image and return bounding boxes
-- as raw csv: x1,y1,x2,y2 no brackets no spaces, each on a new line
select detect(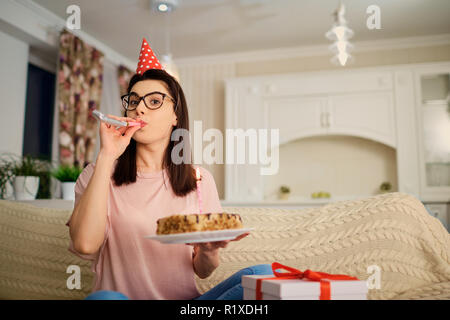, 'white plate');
144,228,253,244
